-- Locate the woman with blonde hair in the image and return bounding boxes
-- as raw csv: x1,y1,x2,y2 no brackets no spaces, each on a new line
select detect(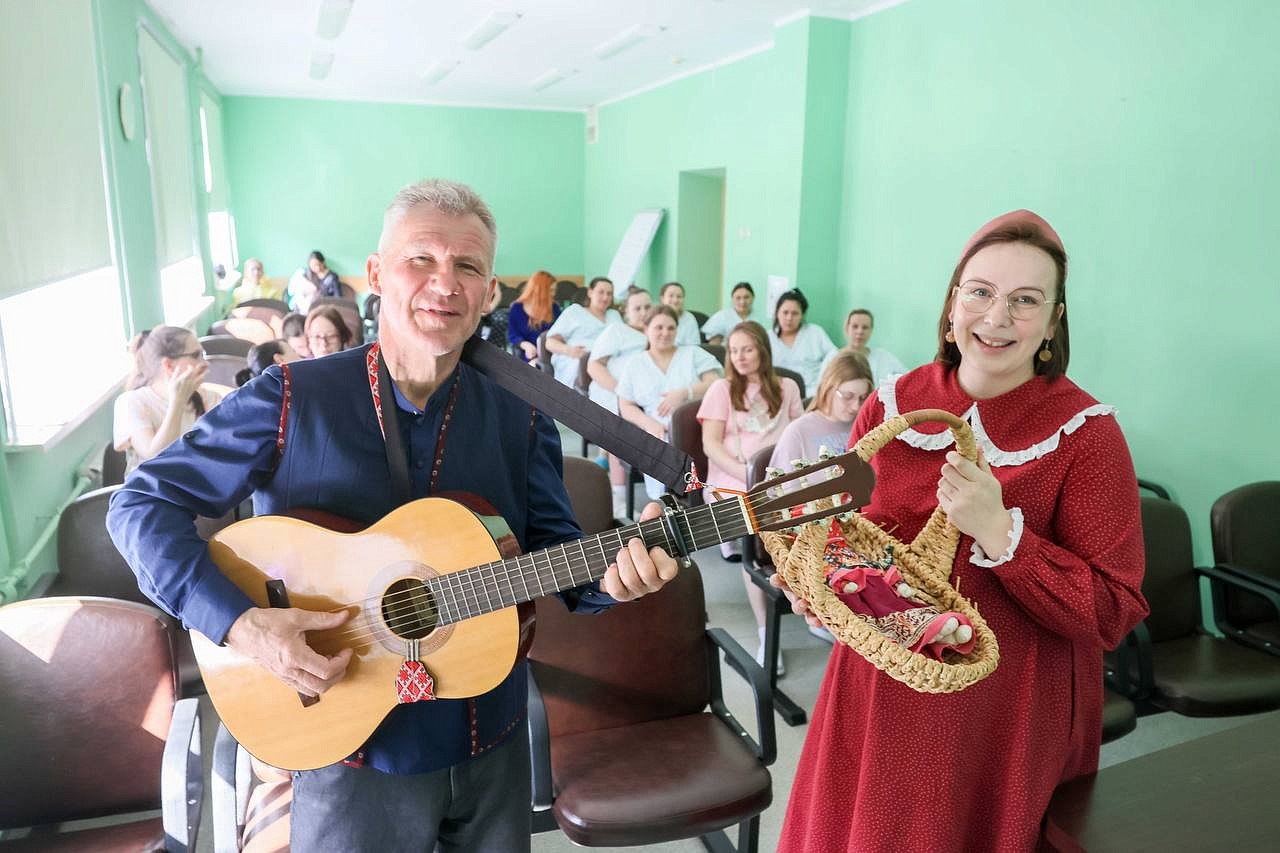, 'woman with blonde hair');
113,326,227,473
698,320,803,670
507,270,562,362
771,350,875,474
